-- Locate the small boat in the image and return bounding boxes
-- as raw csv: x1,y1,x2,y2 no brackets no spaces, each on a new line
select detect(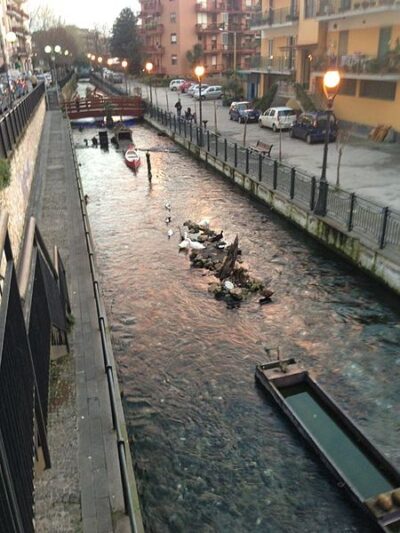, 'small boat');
255,358,400,532
124,144,141,170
